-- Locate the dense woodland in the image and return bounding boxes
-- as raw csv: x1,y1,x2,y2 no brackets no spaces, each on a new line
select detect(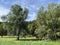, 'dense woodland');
0,3,60,40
